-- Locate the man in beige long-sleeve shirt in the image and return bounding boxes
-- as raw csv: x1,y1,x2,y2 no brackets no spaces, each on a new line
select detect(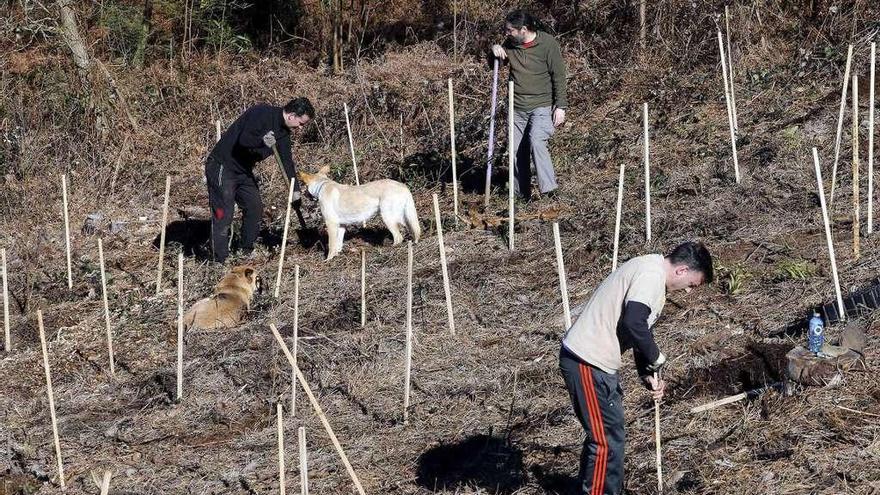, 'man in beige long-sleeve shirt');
560,242,714,494
491,10,568,200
